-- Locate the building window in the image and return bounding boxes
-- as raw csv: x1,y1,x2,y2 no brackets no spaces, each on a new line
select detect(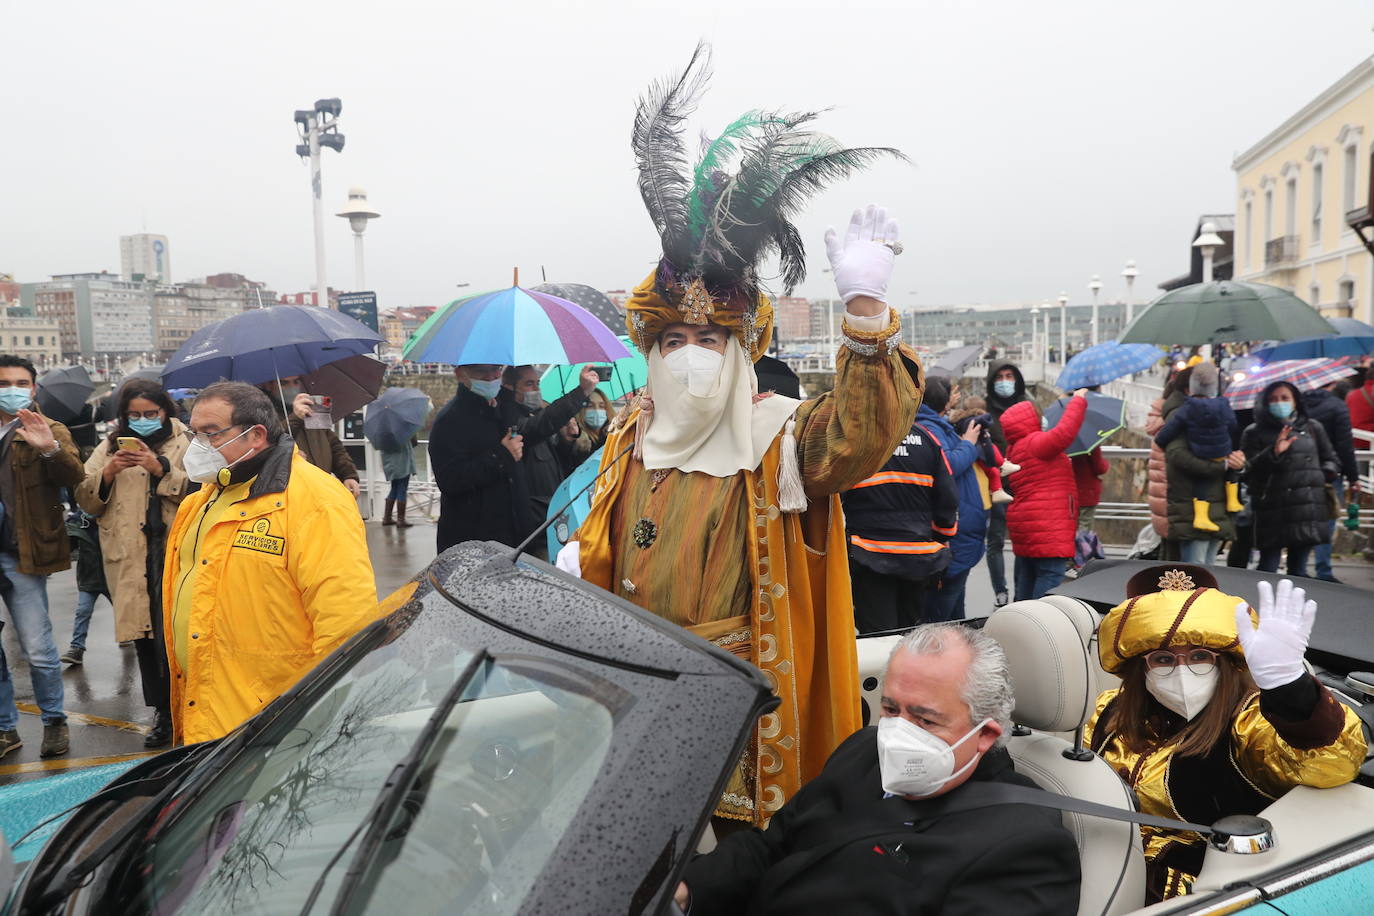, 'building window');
1344,144,1359,212
1284,176,1297,237
1312,162,1323,242
1264,187,1274,241
1310,283,1321,307
37,336,43,345
1340,278,1356,309
1243,199,1253,268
